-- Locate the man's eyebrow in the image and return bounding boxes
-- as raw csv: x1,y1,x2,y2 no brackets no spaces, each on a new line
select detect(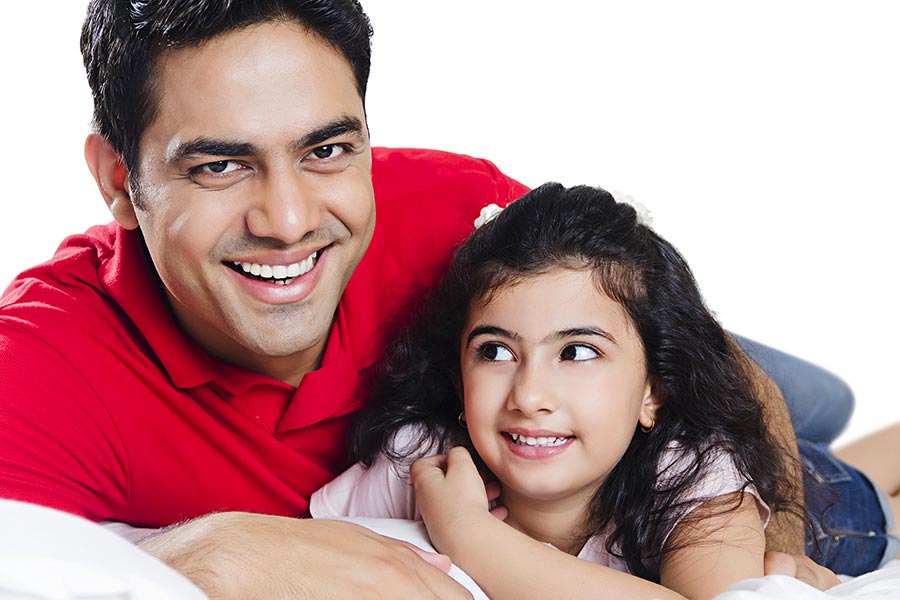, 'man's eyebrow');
166,115,364,164
465,325,519,347
293,115,365,150
544,327,617,345
168,139,260,163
